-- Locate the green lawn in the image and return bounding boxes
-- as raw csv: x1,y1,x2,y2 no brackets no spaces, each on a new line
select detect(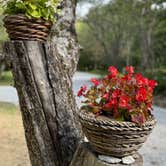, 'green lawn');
0,101,18,114
0,71,13,86
89,69,107,77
